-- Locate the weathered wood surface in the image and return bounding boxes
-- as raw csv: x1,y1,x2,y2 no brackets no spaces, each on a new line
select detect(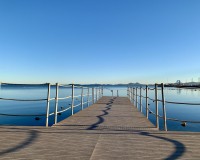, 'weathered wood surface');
0,96,199,159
